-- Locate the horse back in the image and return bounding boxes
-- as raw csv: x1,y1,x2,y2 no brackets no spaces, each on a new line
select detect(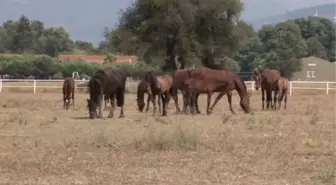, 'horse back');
172,69,189,89
156,75,173,92
262,69,281,85
63,77,75,95
277,77,289,91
